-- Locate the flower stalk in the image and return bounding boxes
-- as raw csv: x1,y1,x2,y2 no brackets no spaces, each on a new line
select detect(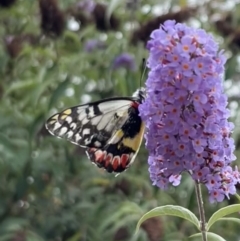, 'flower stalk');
195,181,207,241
